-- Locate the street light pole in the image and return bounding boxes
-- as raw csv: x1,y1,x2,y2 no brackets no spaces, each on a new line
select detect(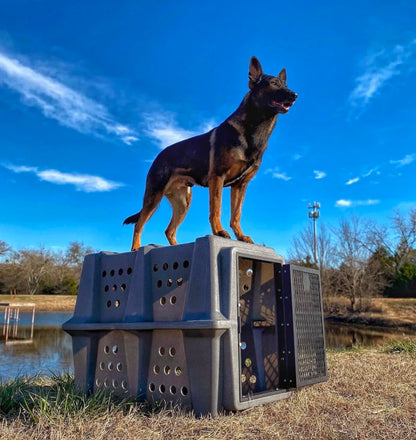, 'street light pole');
308,201,320,265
